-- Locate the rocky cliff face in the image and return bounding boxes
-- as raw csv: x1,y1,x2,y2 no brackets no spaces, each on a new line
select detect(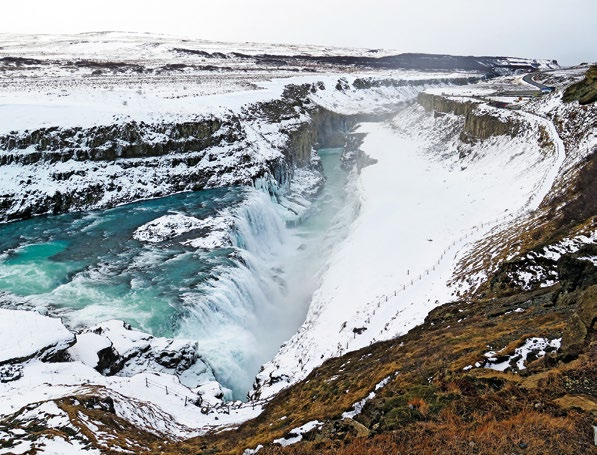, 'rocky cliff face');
460,111,520,143
0,85,353,222
0,117,230,164
418,92,521,143
417,92,477,116
0,116,250,220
